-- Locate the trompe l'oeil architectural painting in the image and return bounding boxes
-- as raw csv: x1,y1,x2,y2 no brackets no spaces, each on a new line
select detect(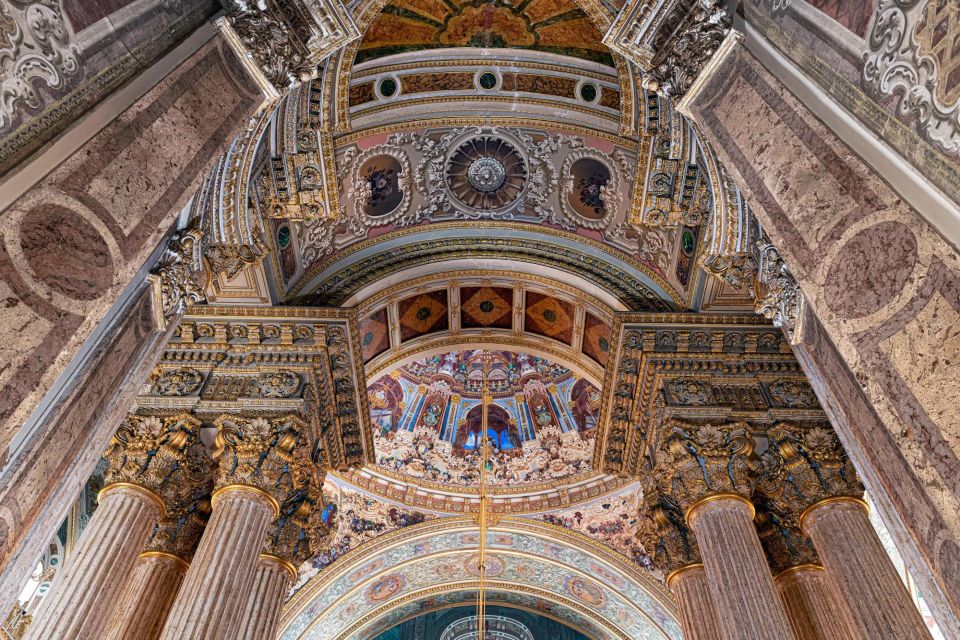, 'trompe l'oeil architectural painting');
0,0,957,639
